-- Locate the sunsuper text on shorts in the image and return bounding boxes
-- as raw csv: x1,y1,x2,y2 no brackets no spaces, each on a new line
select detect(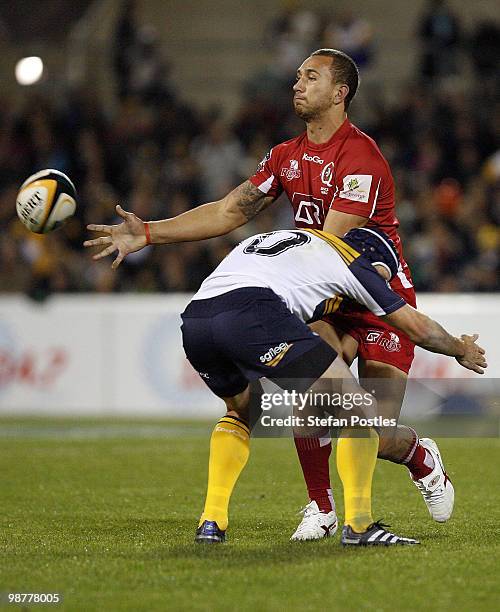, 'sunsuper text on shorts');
260,415,397,428
260,390,374,411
